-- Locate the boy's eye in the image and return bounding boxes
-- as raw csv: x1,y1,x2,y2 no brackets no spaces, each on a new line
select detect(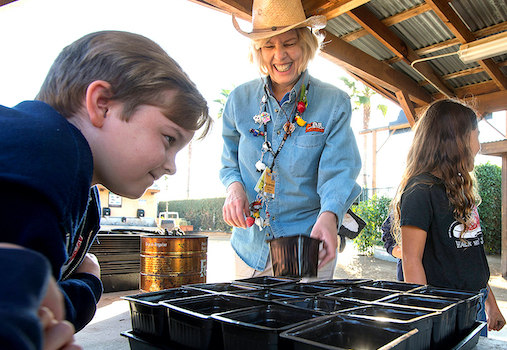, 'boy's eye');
164,135,175,145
